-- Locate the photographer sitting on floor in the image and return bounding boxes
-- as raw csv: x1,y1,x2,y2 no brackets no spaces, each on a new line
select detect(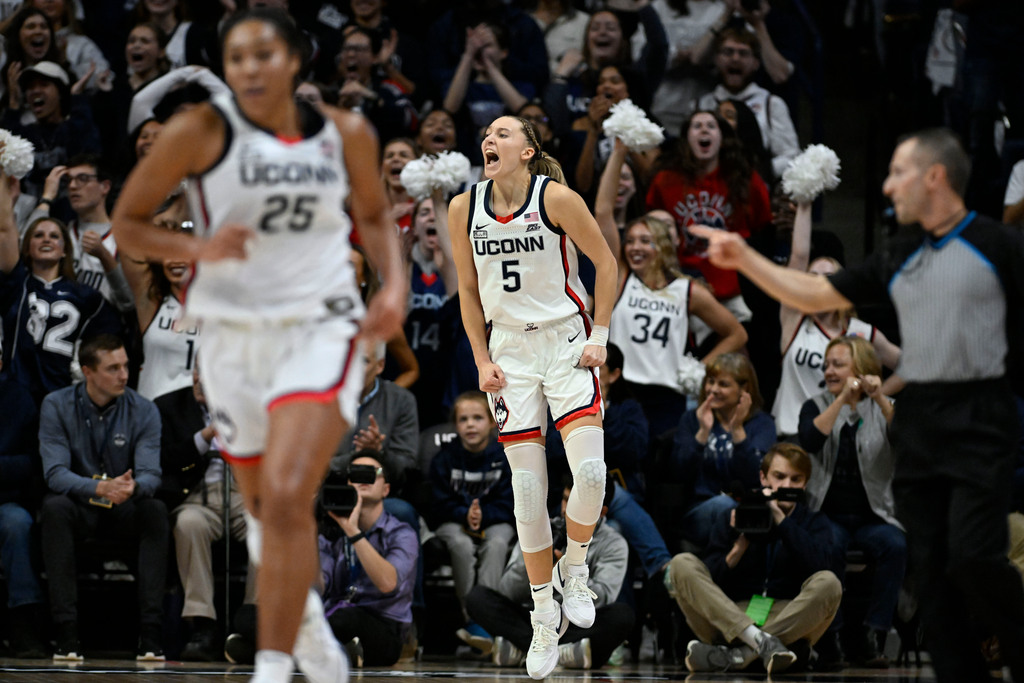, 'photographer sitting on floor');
318,450,418,667
665,443,841,674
